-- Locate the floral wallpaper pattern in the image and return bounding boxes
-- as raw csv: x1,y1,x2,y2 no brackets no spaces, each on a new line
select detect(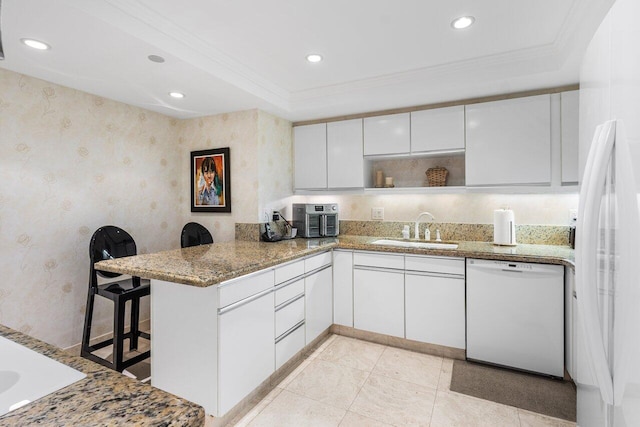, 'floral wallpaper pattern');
0,68,185,347
0,66,575,350
0,68,295,348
